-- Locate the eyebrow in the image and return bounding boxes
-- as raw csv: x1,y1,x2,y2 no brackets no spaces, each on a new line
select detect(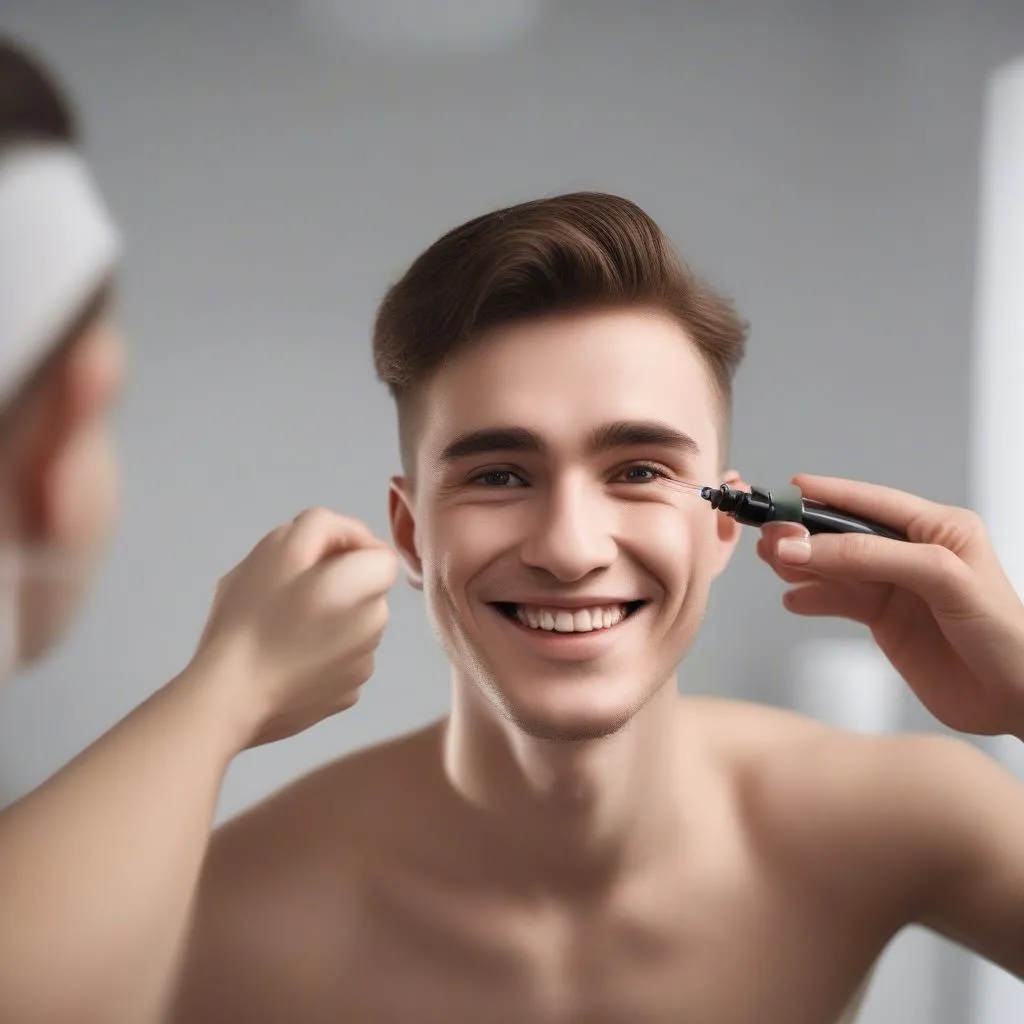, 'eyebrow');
438,419,701,464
